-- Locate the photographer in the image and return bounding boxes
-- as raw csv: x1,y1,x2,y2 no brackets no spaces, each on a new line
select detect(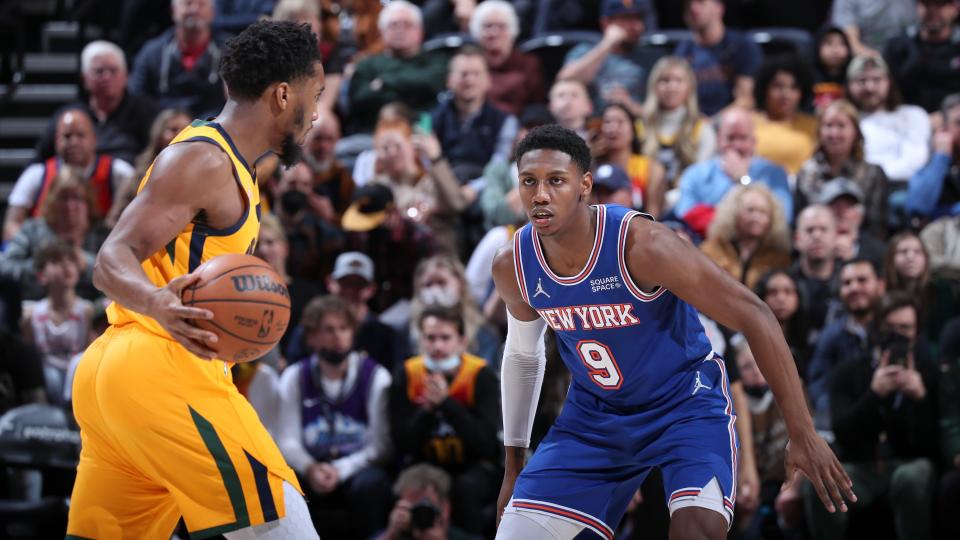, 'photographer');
808,292,938,540
373,464,481,540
